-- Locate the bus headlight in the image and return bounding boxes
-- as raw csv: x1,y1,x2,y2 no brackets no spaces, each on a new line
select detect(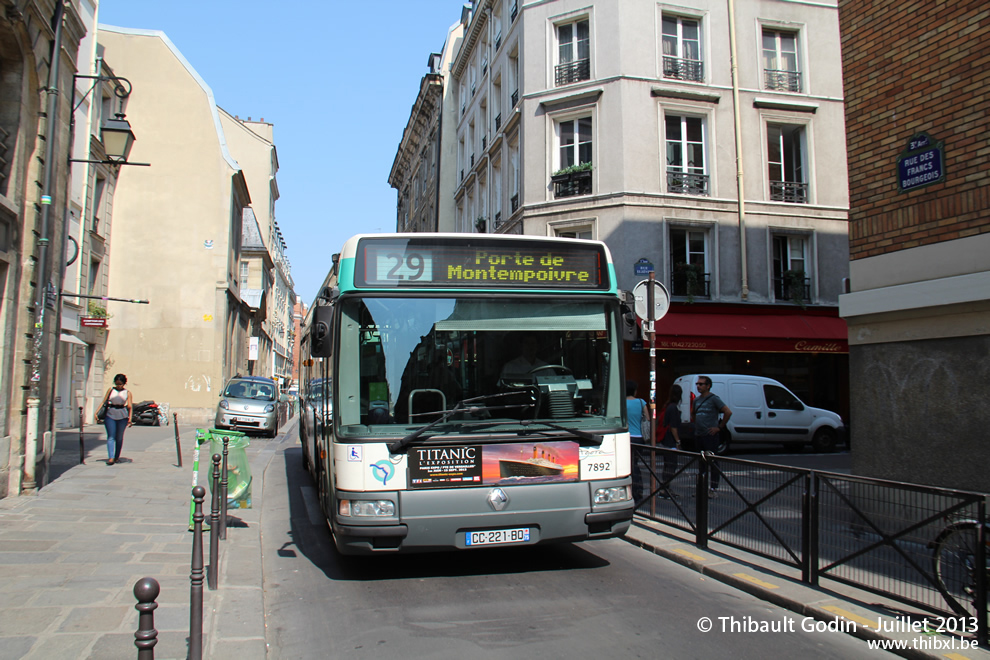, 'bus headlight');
594,486,631,504
339,499,395,517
